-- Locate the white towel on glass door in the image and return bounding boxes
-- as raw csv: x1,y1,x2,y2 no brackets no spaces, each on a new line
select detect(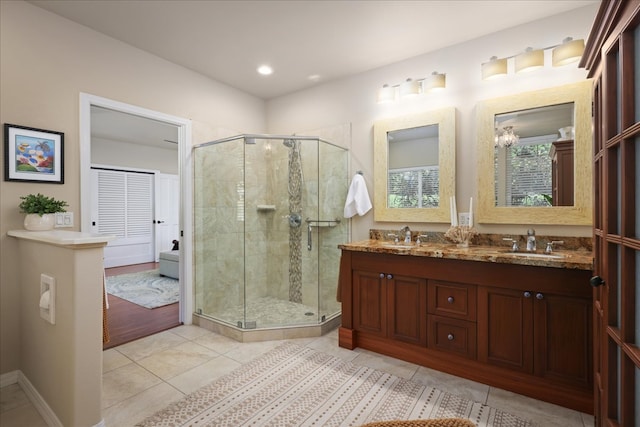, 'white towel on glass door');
343,174,372,218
